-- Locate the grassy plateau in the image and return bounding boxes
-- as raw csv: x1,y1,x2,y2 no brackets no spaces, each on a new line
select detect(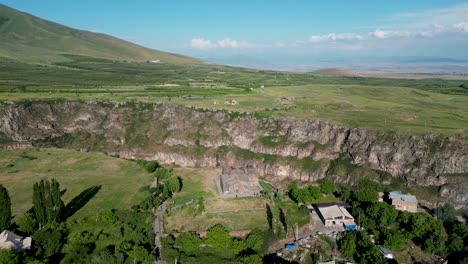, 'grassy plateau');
0,58,467,135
